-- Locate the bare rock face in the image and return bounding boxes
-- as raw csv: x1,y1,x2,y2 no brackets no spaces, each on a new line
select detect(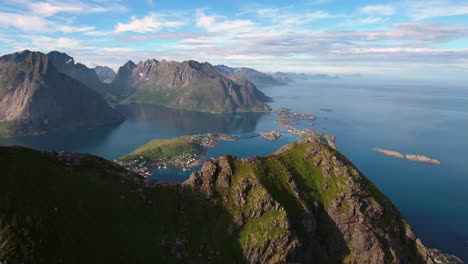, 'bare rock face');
185,141,438,263
111,59,272,113
0,50,124,136
186,156,301,263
